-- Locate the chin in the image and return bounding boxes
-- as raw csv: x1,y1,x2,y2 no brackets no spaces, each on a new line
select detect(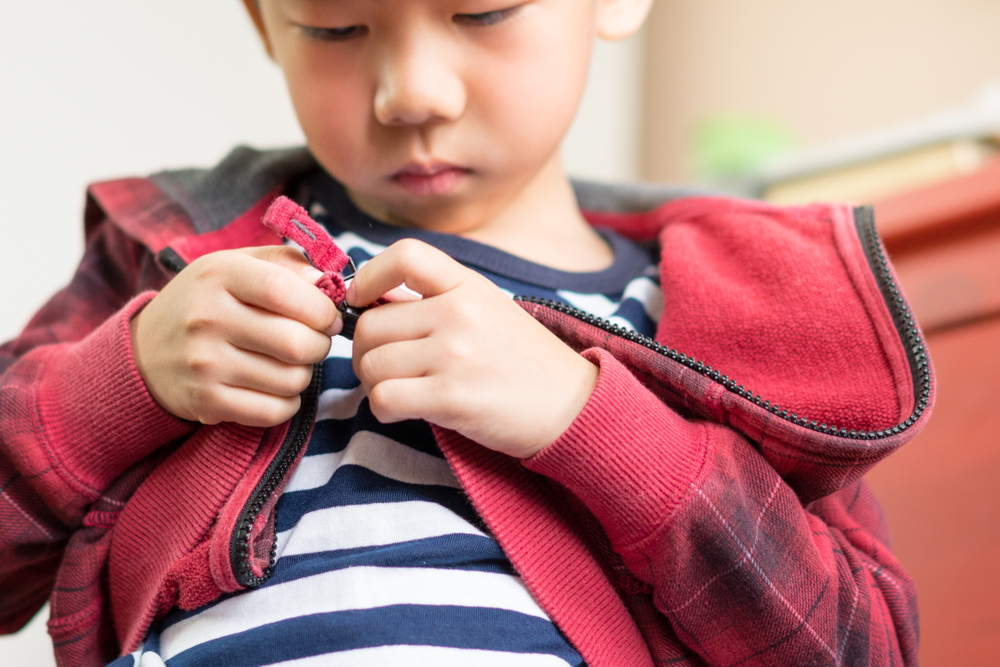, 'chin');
394,207,482,234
